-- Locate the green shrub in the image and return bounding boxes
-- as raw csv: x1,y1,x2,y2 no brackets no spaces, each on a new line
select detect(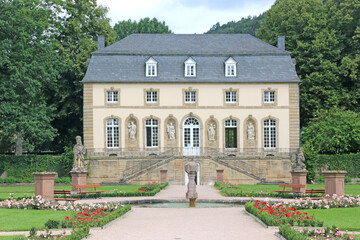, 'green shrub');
55,177,71,184
0,153,73,181
44,219,60,229
279,225,308,240
317,153,360,178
